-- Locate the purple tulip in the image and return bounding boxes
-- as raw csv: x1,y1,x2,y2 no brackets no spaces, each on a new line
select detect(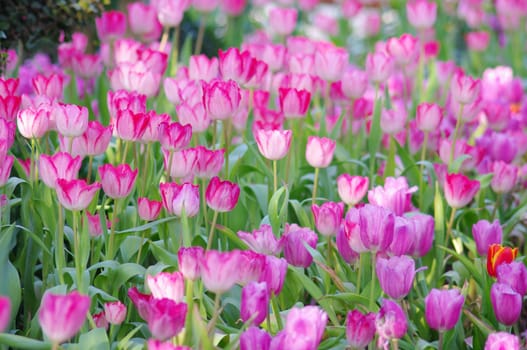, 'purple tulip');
375,299,407,345
240,326,272,350
345,309,376,349
424,288,464,332
281,224,318,268
484,332,520,350
497,262,527,296
240,282,269,326
358,204,395,253
376,255,415,299
490,283,522,326
472,219,502,256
